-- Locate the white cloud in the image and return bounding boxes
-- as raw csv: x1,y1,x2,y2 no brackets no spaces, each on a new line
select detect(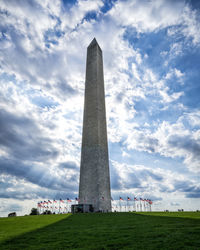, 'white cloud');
109,0,200,46
174,68,184,78
165,68,184,80
159,88,184,103
109,0,185,32
110,160,200,204
132,63,141,82
181,110,200,127
125,116,200,172
181,5,200,45
61,0,103,30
